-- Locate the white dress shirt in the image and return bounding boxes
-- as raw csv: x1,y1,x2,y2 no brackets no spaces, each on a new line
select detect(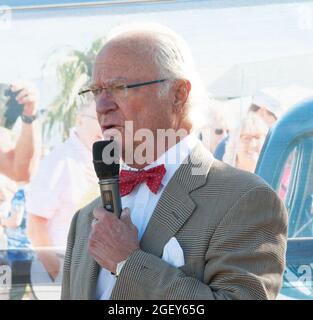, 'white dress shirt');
26,129,98,248
96,134,199,300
